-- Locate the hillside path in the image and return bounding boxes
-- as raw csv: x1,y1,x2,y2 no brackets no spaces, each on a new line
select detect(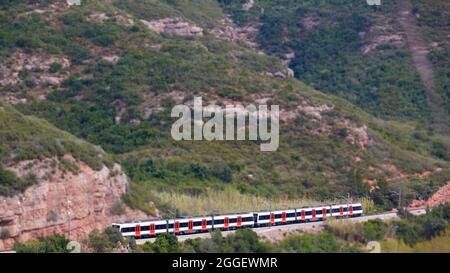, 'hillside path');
397,0,449,132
